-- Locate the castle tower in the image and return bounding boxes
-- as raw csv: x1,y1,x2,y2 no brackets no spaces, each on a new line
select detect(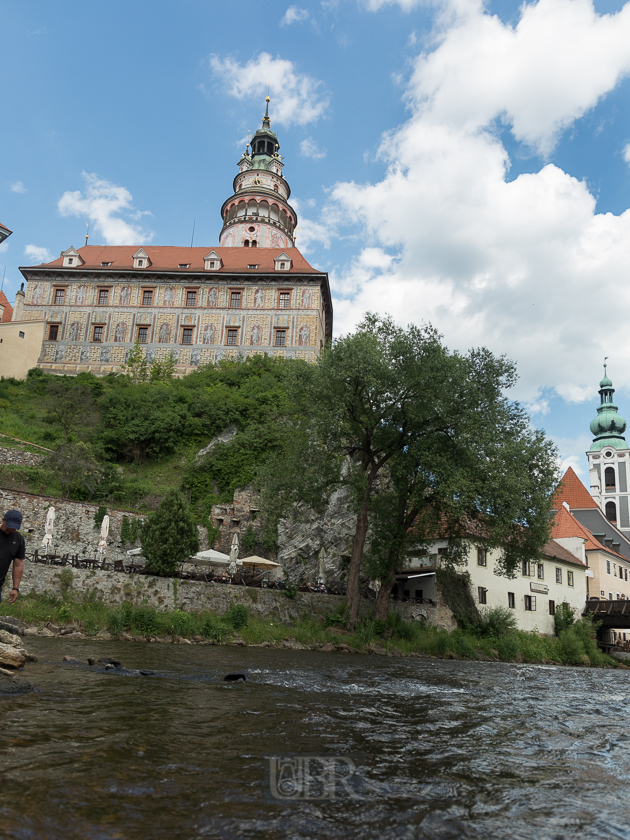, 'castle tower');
587,364,630,533
219,98,297,251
